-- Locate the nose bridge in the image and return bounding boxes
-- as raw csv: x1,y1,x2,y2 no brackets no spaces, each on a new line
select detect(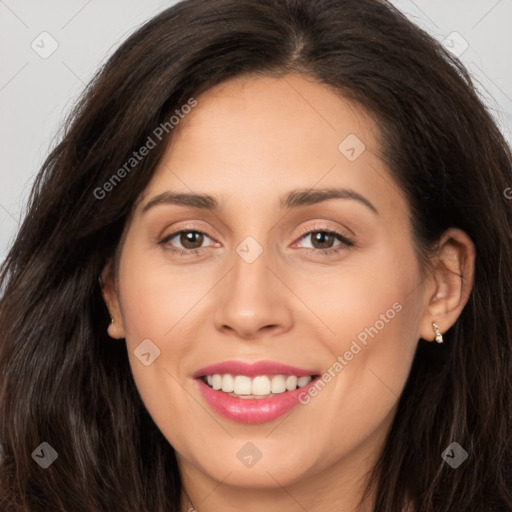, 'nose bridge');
232,241,268,291
229,234,274,308
213,234,293,337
